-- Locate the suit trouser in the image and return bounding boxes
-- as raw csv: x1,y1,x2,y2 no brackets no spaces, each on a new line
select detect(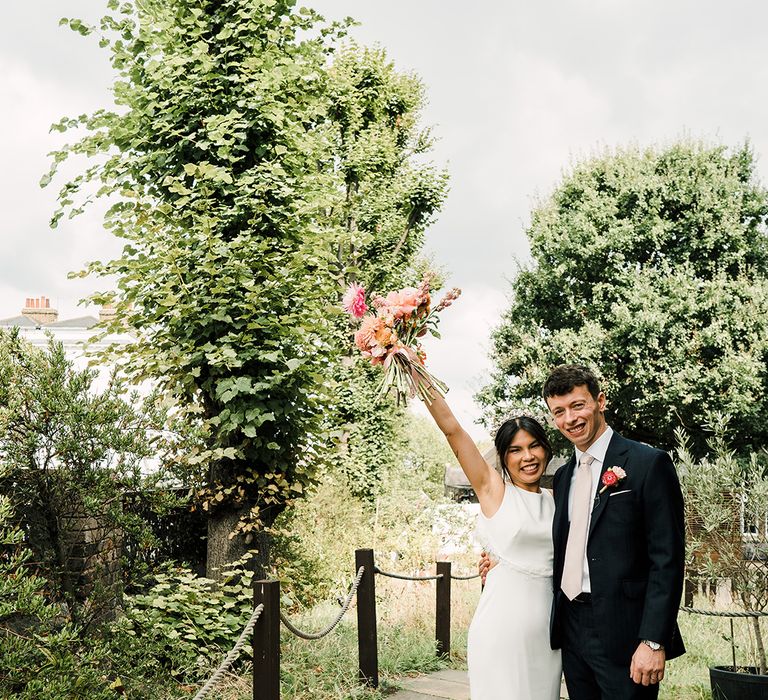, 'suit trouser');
562,597,660,700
